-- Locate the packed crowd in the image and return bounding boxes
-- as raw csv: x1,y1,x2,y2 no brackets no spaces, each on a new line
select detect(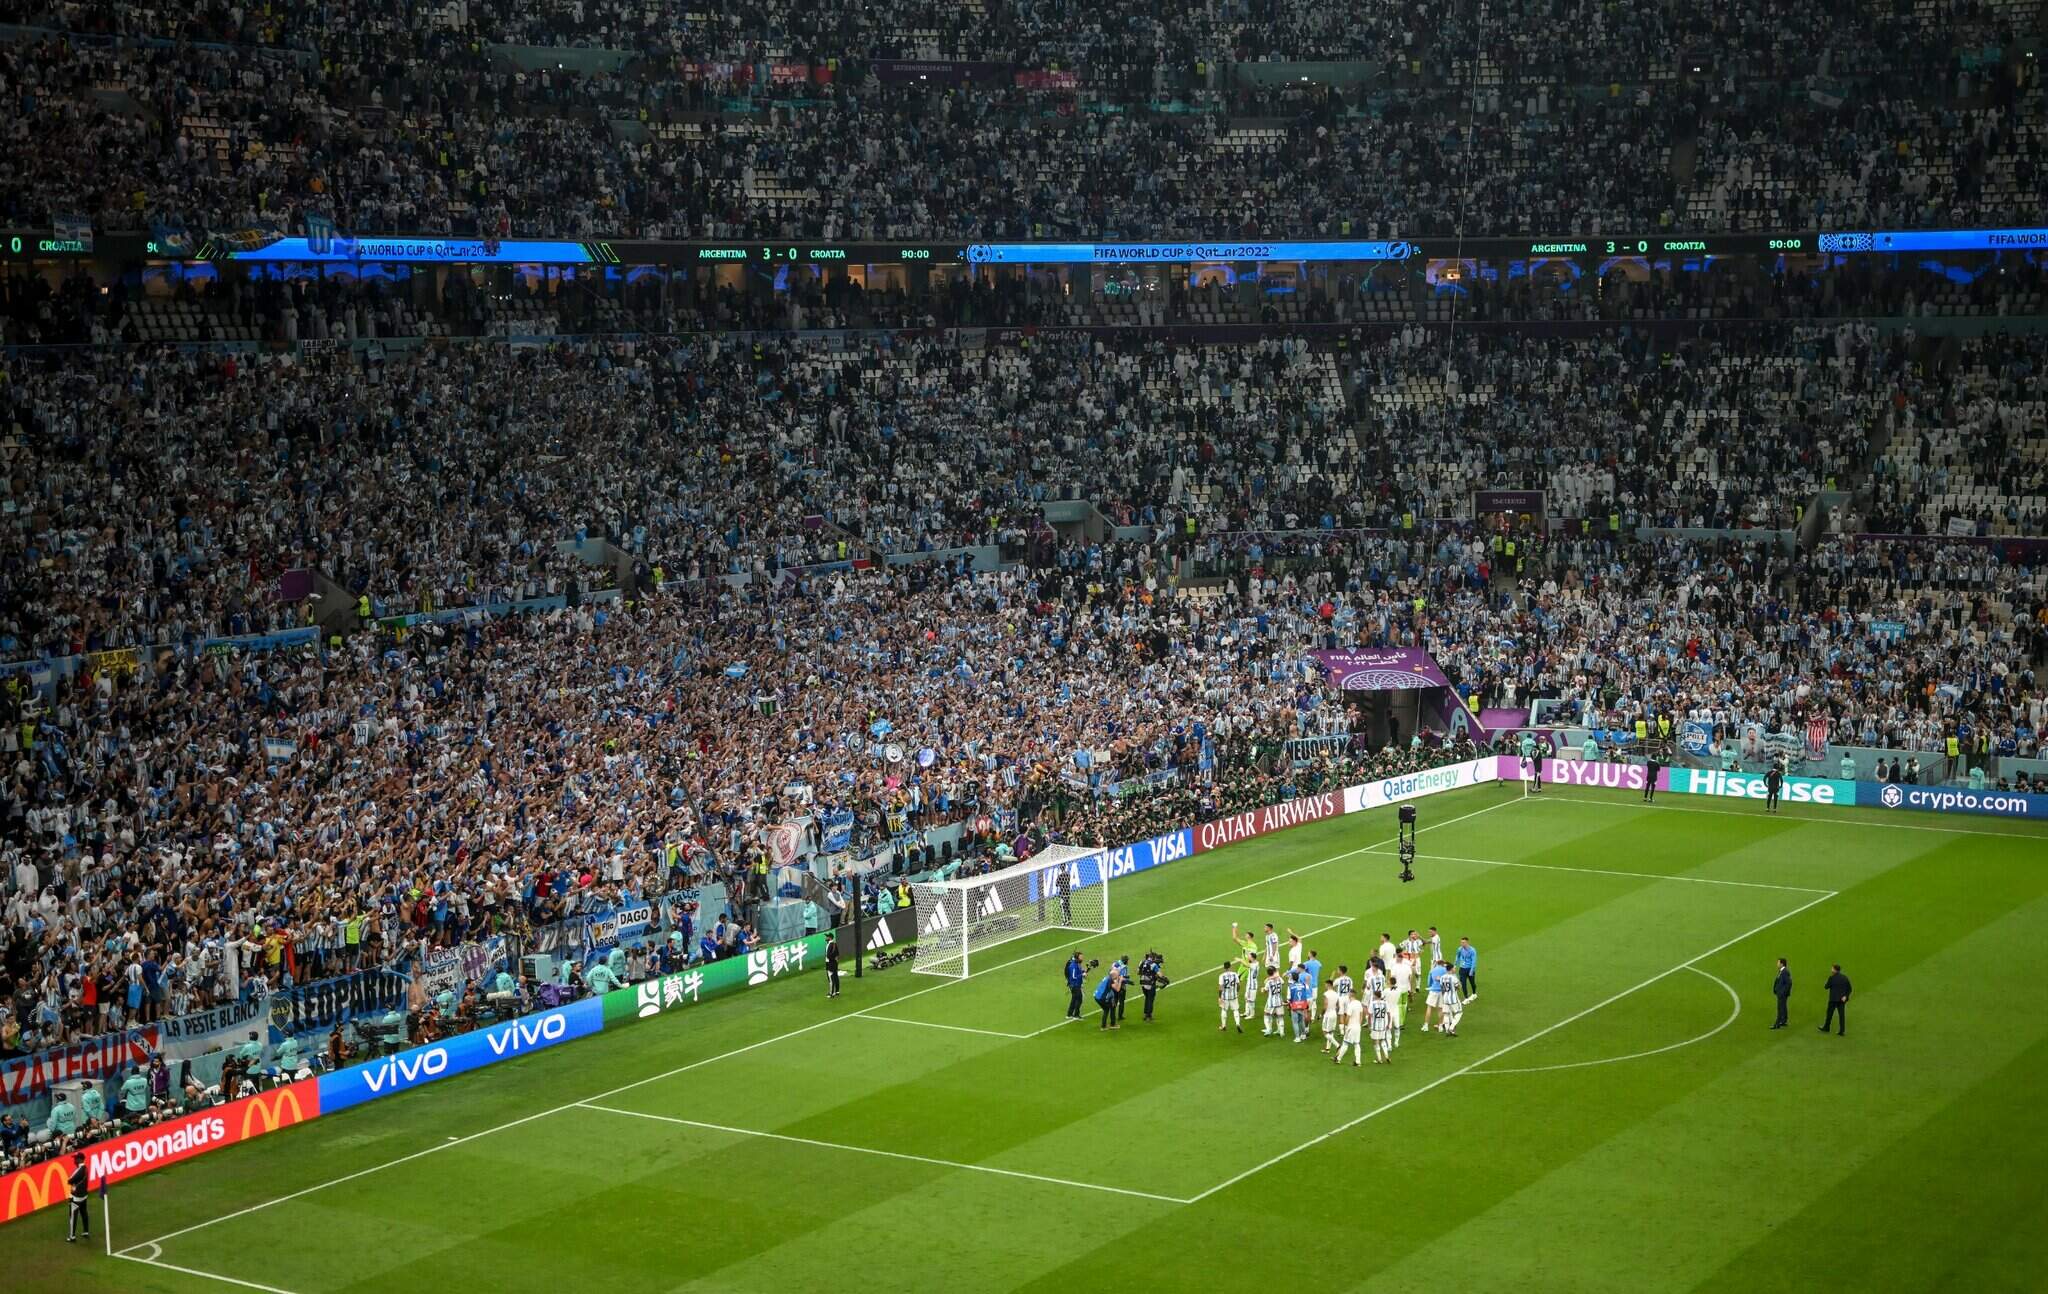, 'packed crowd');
1432,532,2047,758
8,324,2046,668
0,0,2038,241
